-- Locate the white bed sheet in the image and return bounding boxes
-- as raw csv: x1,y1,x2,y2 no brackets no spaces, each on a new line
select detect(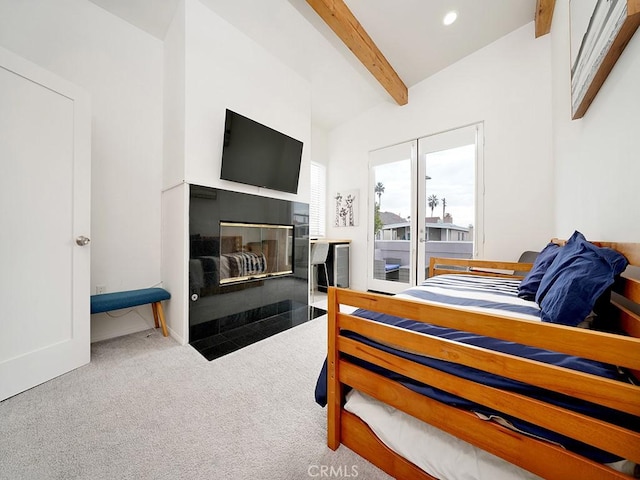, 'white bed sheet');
344,390,636,479
344,390,638,480
344,389,542,480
